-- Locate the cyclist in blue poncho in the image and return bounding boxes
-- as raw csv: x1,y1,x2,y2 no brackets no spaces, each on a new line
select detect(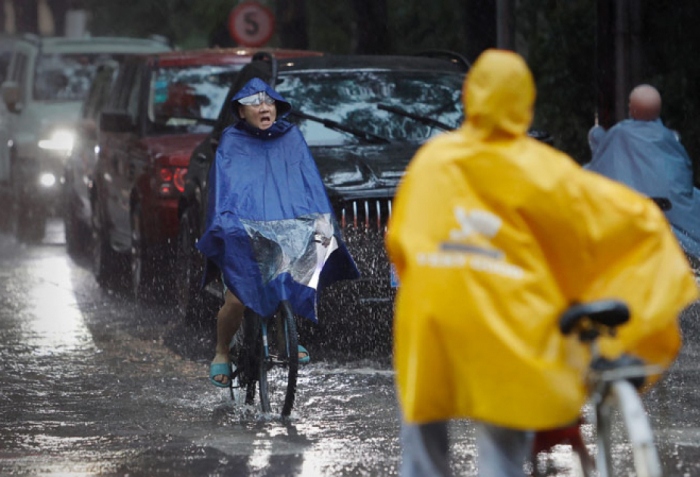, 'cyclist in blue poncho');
587,84,700,261
196,78,359,387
